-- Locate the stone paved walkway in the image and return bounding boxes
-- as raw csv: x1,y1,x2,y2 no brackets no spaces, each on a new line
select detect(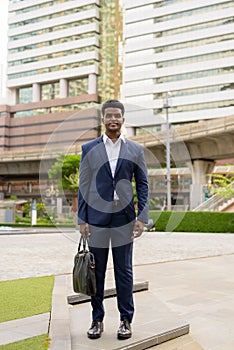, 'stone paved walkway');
1,230,234,280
